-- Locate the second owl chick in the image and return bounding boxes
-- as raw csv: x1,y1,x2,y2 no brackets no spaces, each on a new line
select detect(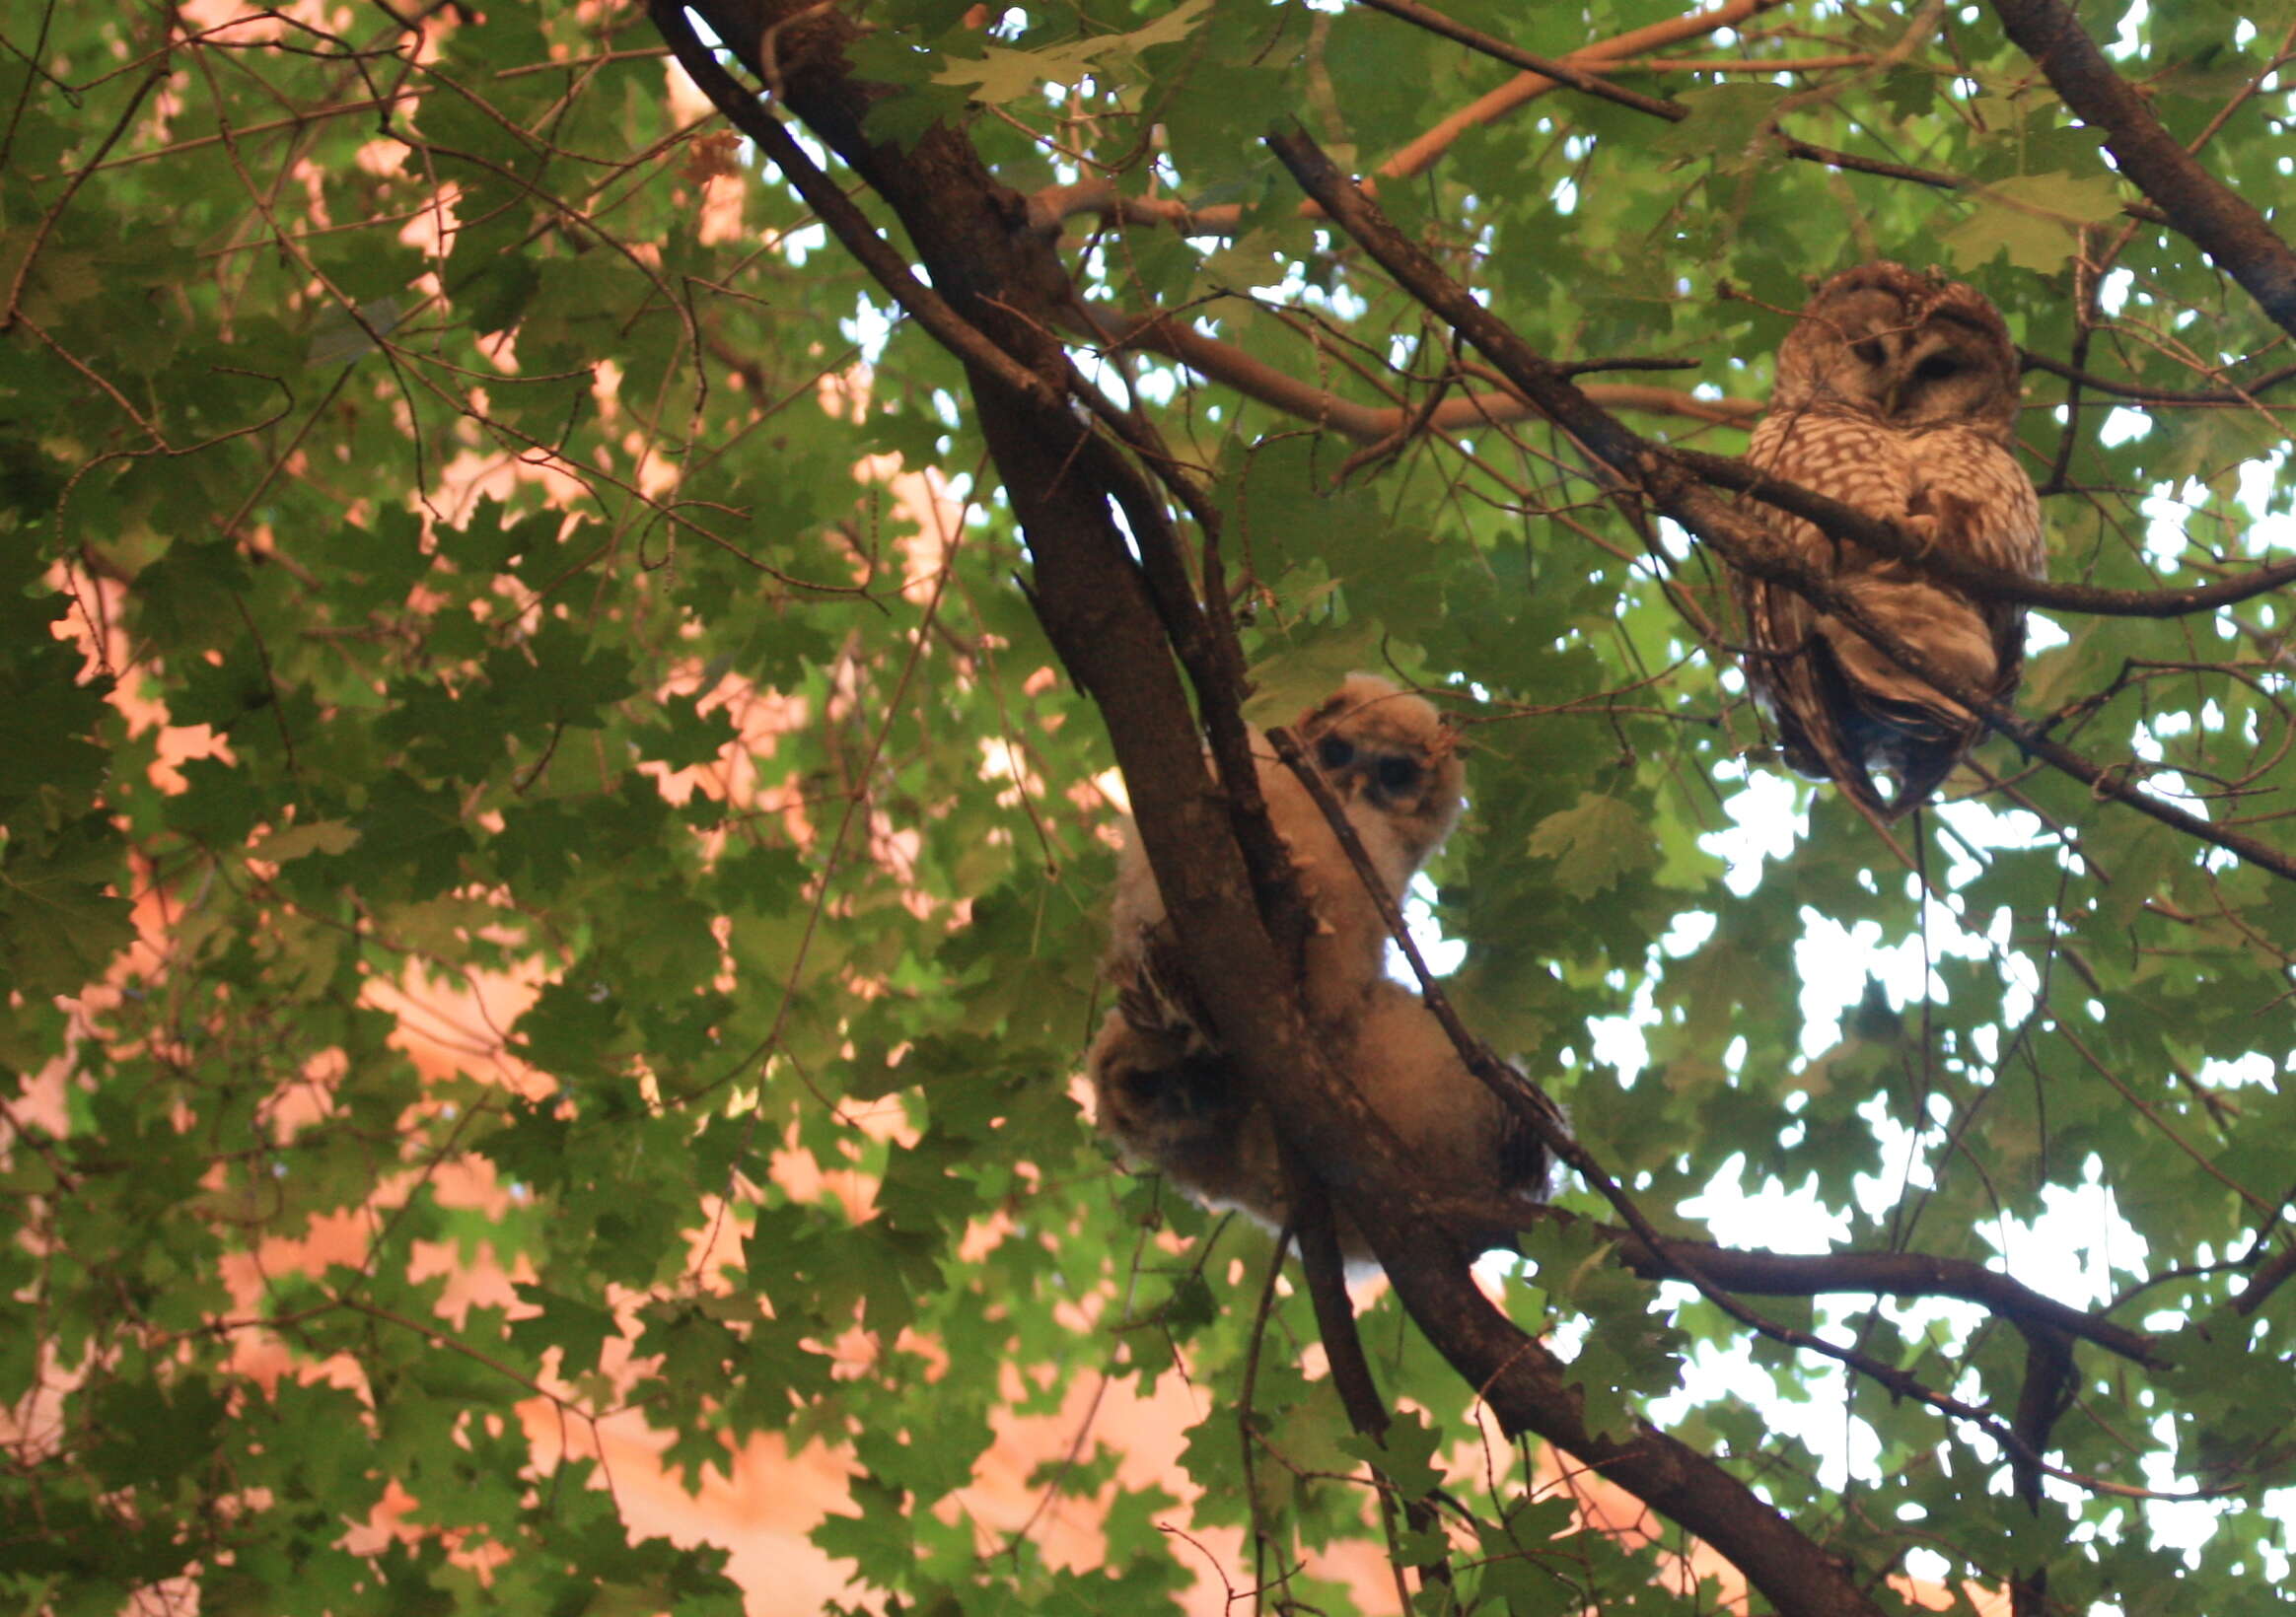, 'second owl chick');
1090,979,1550,1275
